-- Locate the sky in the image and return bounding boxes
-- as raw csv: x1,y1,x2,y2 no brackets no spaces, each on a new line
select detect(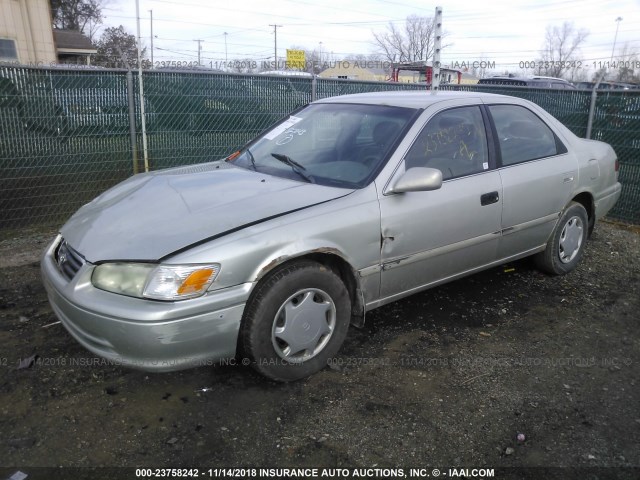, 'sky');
101,0,640,78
